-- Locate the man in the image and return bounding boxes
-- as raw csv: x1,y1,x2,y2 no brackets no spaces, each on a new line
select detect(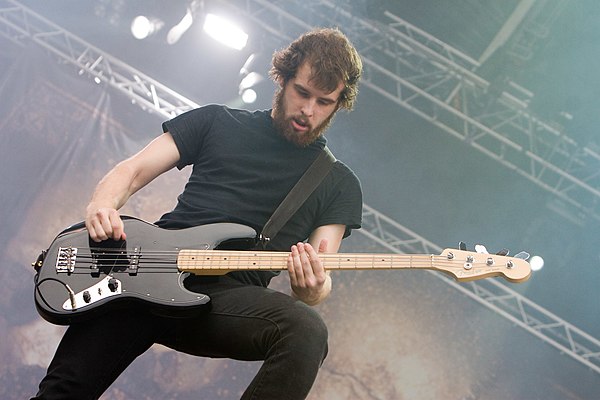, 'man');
33,27,363,399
